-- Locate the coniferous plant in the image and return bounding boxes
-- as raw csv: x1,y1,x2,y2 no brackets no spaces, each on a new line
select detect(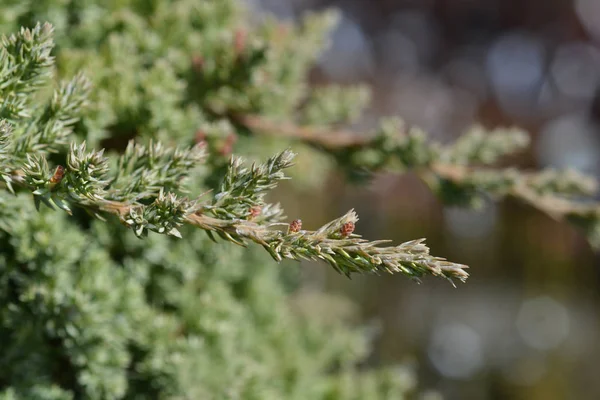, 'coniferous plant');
0,1,598,399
